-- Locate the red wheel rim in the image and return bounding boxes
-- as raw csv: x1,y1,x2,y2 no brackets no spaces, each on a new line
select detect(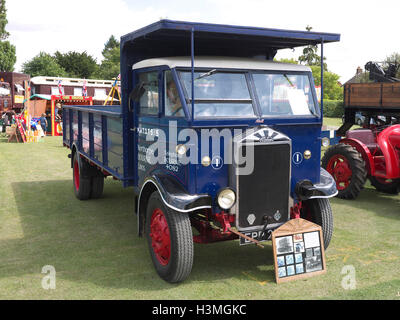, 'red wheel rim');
150,208,171,266
73,159,80,191
326,155,352,191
